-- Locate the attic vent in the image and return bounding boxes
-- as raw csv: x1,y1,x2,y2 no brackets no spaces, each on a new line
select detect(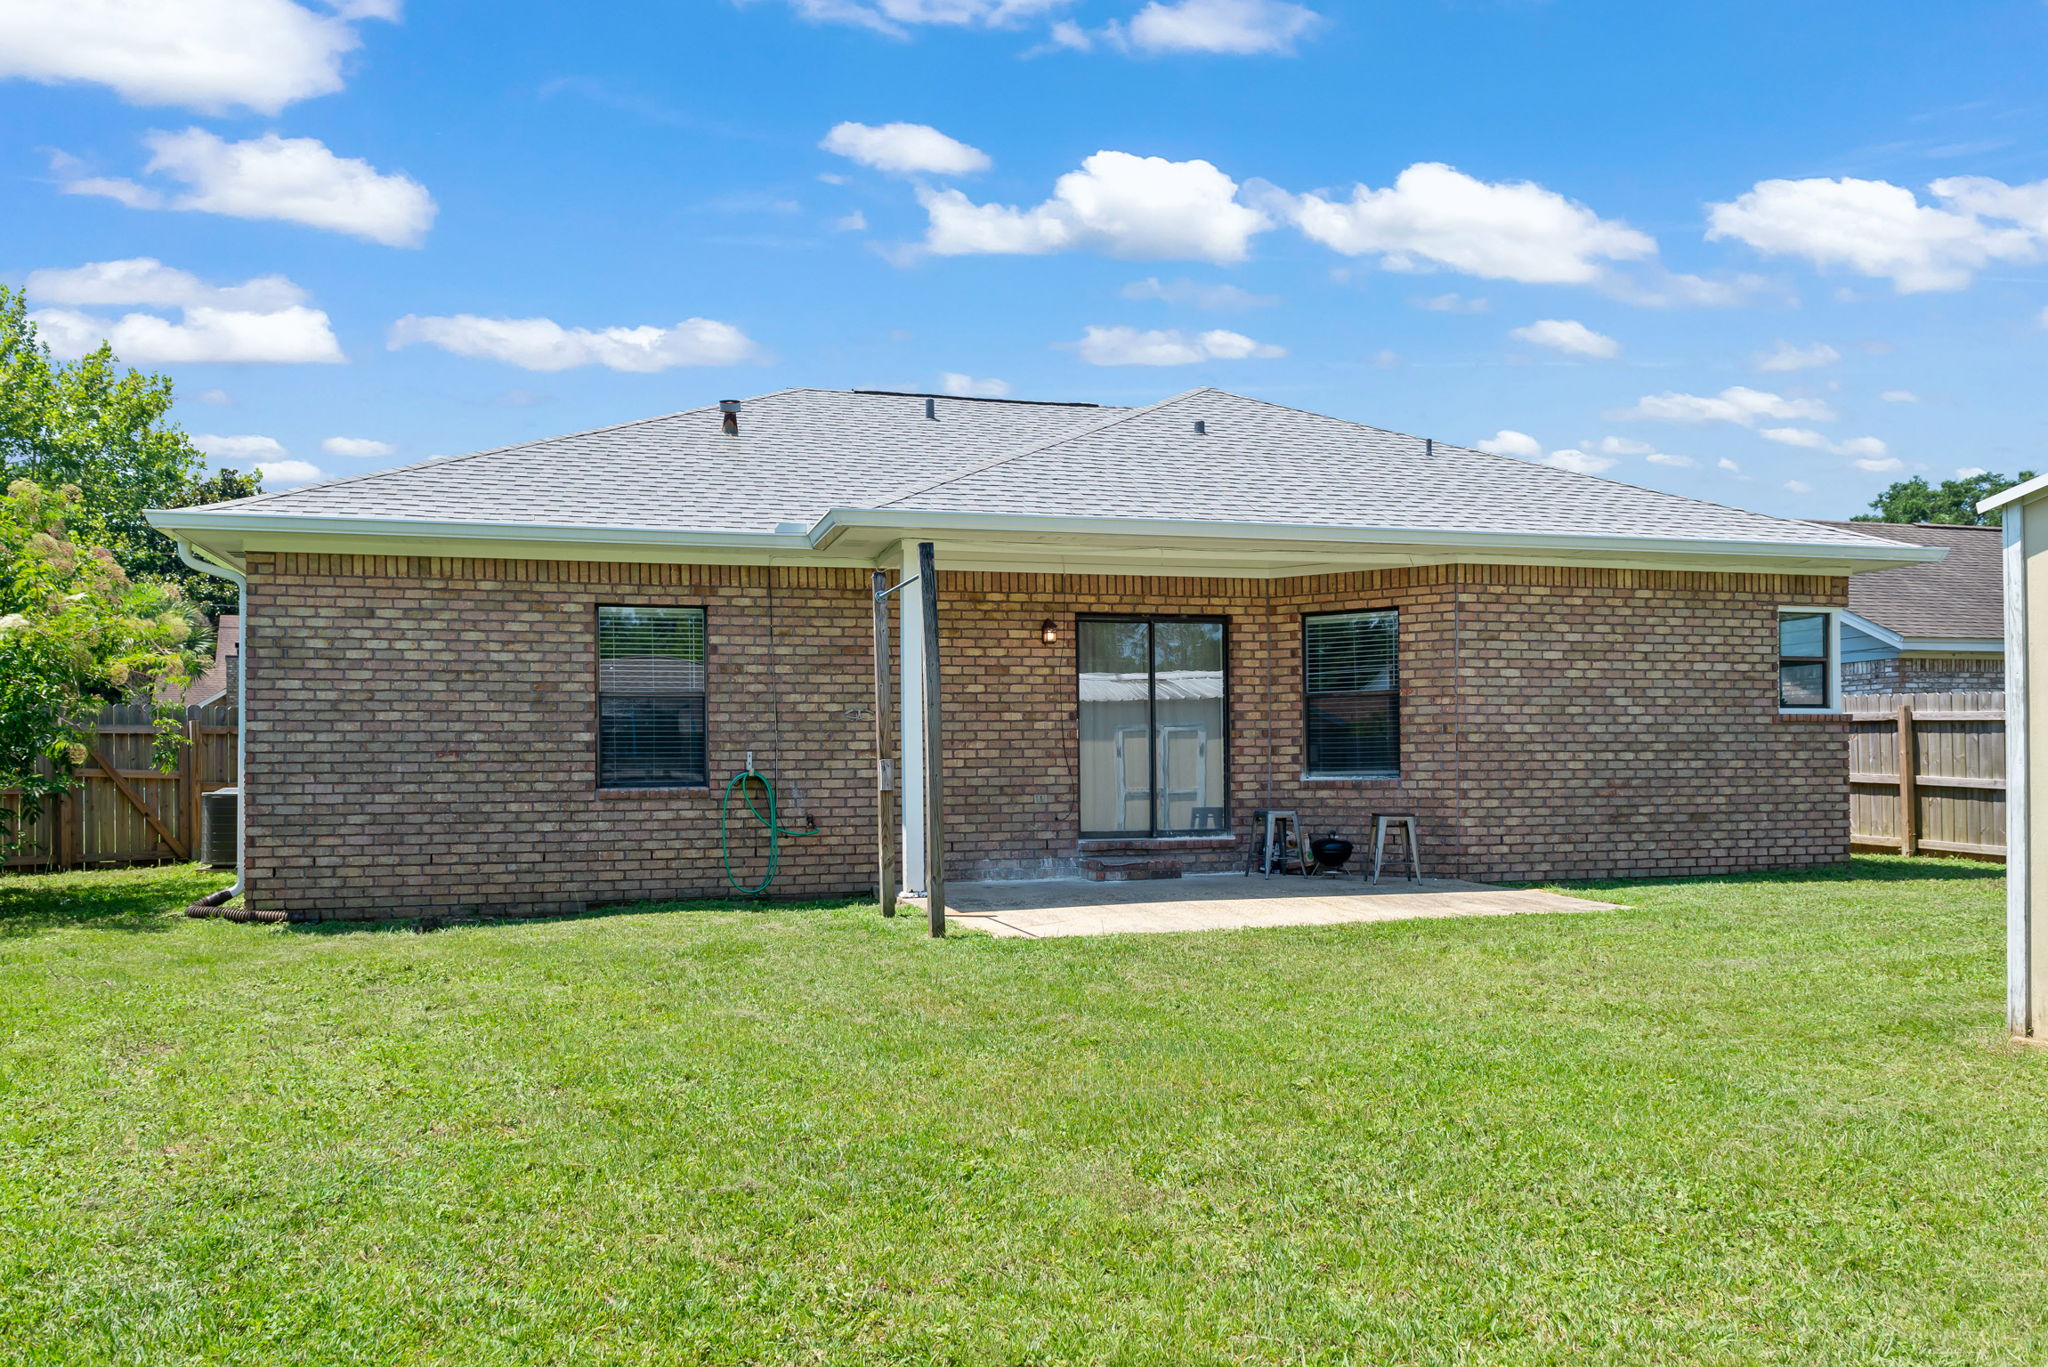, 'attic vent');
1194,420,1207,435
924,397,937,420
719,398,741,436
